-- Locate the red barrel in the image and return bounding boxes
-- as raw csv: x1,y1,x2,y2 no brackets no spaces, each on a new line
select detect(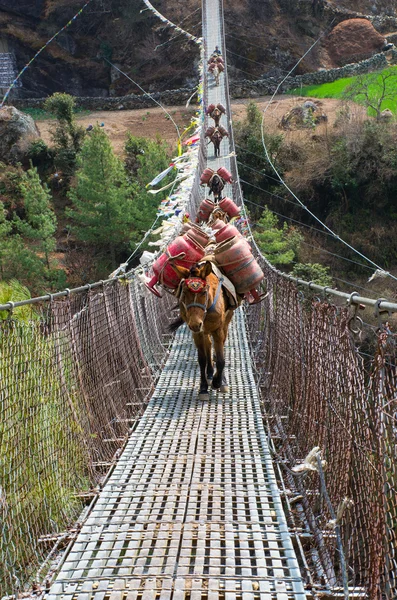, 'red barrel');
217,167,233,183
205,126,215,137
196,198,215,222
214,223,242,243
217,103,226,113
218,197,240,218
214,236,264,296
206,104,216,114
200,168,214,185
210,219,227,231
145,233,205,297
185,223,210,247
